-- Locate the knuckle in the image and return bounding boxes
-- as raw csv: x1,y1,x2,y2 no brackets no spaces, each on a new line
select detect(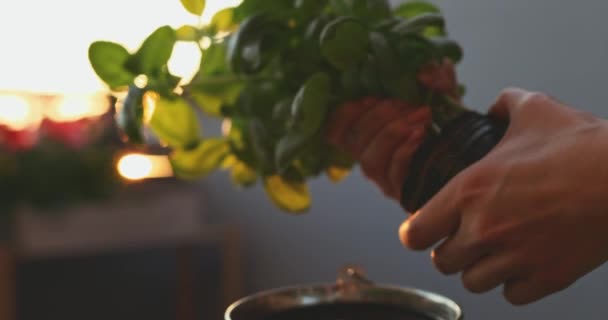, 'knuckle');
431,252,456,275
523,92,550,106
